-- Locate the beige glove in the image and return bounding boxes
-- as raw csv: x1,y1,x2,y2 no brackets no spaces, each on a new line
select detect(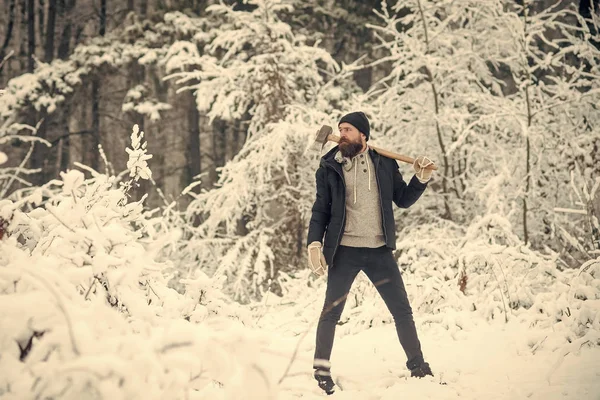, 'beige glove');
413,155,435,183
308,241,327,276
